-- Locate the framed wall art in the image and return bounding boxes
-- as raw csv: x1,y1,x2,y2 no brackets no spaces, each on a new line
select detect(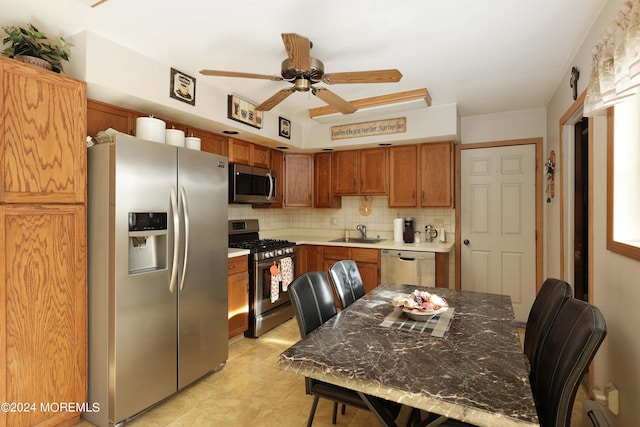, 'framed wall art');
170,68,196,106
227,95,263,129
279,116,291,139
